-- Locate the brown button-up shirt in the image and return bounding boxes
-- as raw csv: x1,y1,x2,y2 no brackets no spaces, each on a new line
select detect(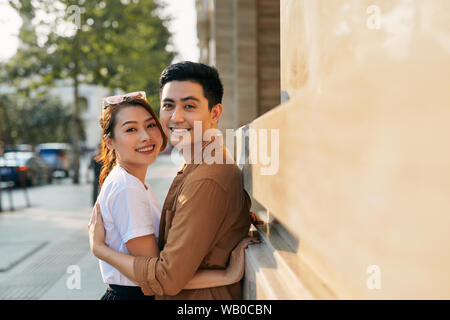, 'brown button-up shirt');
133,148,251,299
